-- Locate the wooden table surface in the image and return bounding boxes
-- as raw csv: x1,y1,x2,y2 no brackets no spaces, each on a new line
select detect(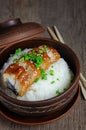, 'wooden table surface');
0,0,86,130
